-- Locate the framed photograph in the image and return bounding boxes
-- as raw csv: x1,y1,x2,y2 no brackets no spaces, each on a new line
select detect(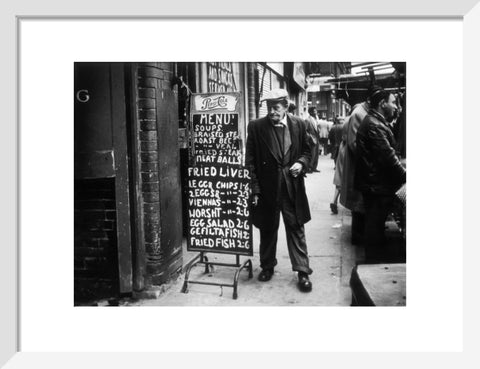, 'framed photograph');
2,0,479,368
